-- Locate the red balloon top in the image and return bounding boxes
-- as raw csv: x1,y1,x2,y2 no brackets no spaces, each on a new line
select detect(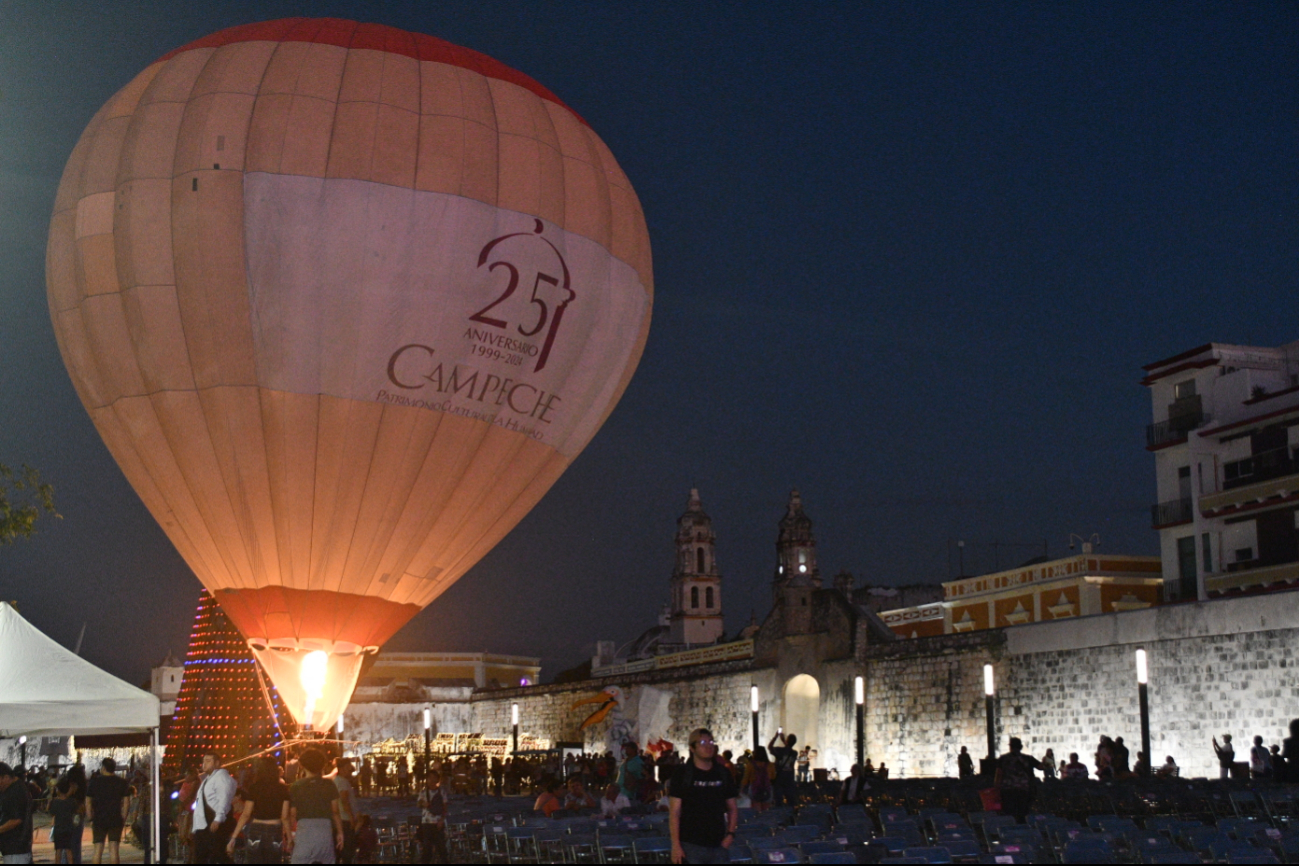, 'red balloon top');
157,17,584,124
